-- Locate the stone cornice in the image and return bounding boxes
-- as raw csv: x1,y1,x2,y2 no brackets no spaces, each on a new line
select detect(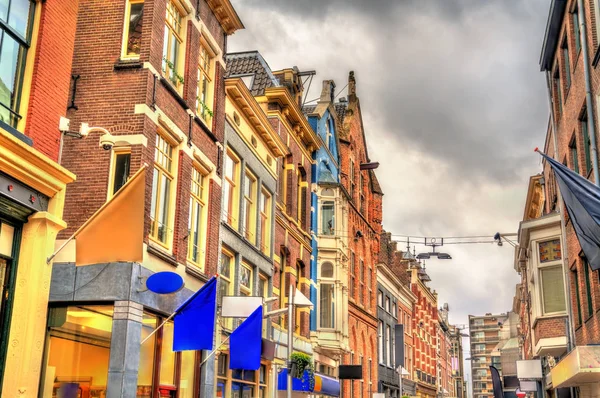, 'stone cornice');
206,0,244,35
